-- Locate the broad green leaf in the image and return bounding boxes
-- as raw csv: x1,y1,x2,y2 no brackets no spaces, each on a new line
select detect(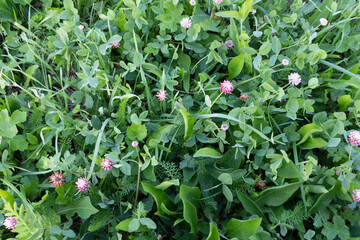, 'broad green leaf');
0,109,27,138
259,41,271,55
207,222,220,240
271,36,281,55
127,123,147,141
140,218,157,229
179,109,194,141
228,54,245,80
193,148,222,159
179,185,201,234
237,192,268,224
297,123,322,145
0,189,15,207
218,173,232,185
155,179,180,190
178,51,191,93
229,19,241,55
309,181,341,214
215,11,241,19
300,138,328,149
129,218,140,232
0,0,13,20
123,0,136,8
117,9,127,31
57,196,98,219
241,47,257,55
227,218,262,239
142,182,176,217
255,182,303,207
239,0,253,21
63,0,78,15
222,185,233,202
327,138,341,147
116,218,132,231
337,95,353,111
277,160,301,179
